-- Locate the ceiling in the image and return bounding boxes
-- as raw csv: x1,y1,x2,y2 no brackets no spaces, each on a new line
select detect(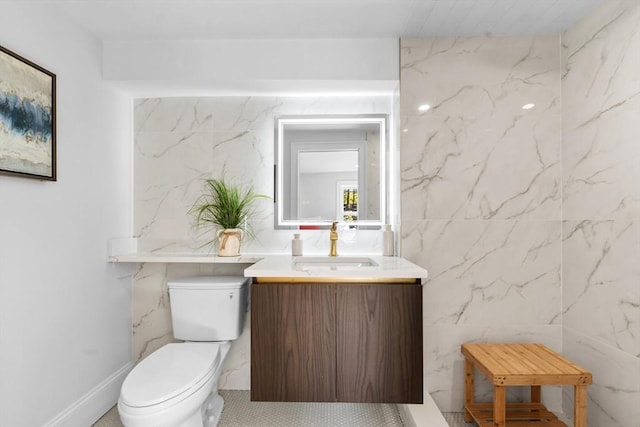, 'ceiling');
50,0,605,41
